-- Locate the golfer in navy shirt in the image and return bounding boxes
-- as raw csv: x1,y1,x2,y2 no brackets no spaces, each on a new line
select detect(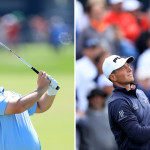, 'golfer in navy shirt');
0,71,58,150
102,55,150,150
